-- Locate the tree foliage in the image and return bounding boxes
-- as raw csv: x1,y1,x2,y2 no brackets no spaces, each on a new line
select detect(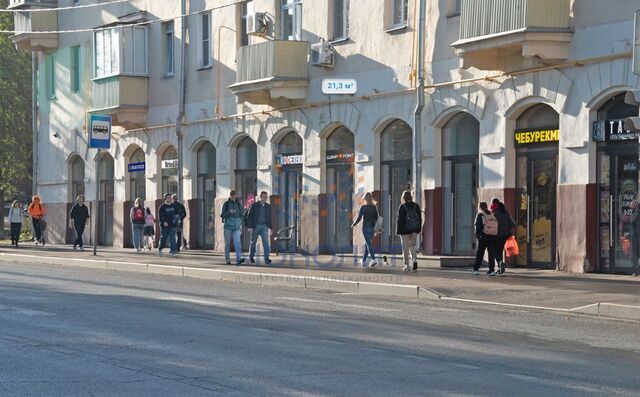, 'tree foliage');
0,0,32,201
